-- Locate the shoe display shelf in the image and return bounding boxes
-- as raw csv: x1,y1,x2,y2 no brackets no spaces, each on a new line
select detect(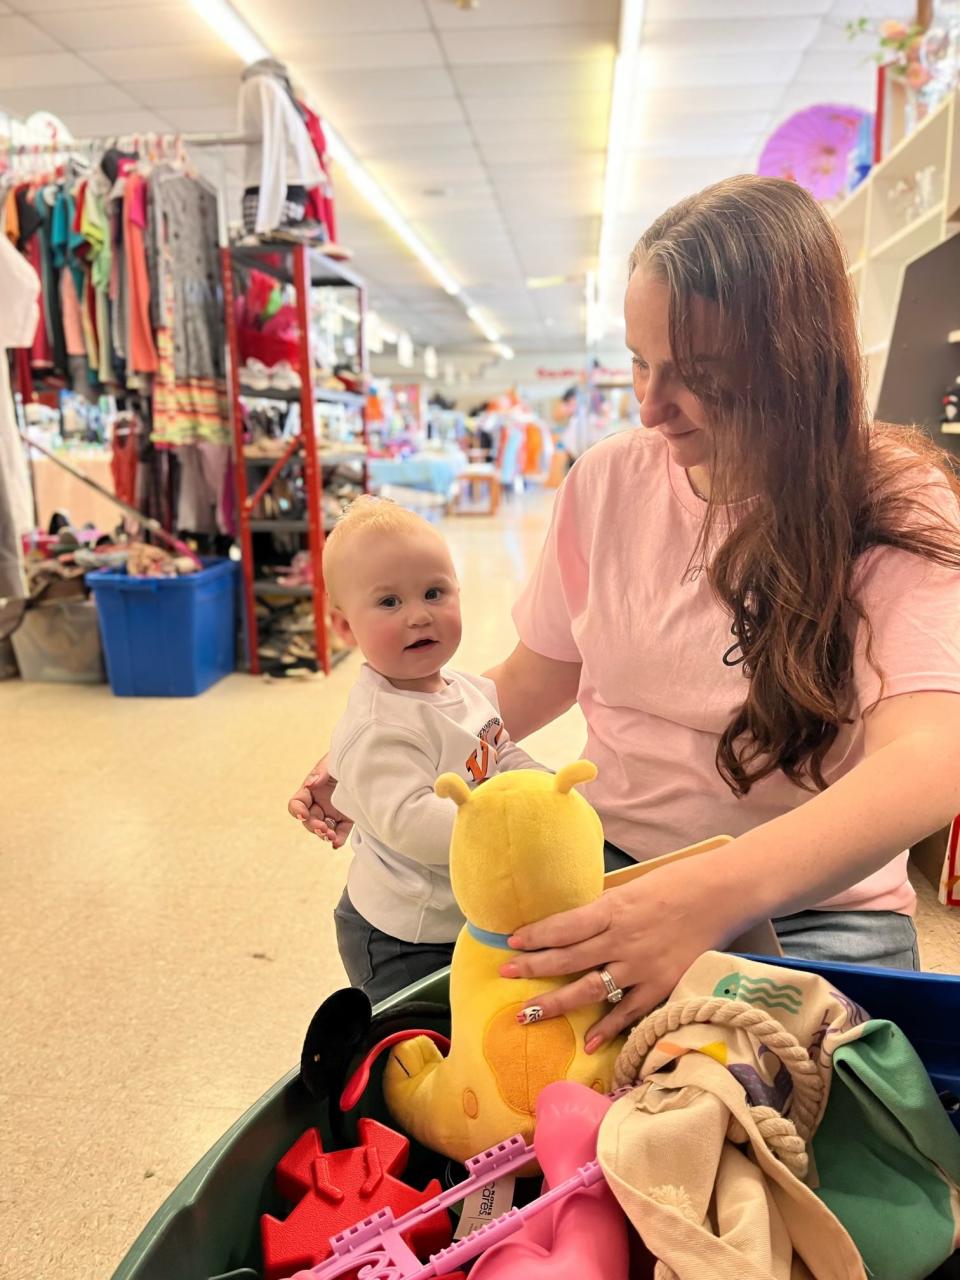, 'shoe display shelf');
222,243,371,676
